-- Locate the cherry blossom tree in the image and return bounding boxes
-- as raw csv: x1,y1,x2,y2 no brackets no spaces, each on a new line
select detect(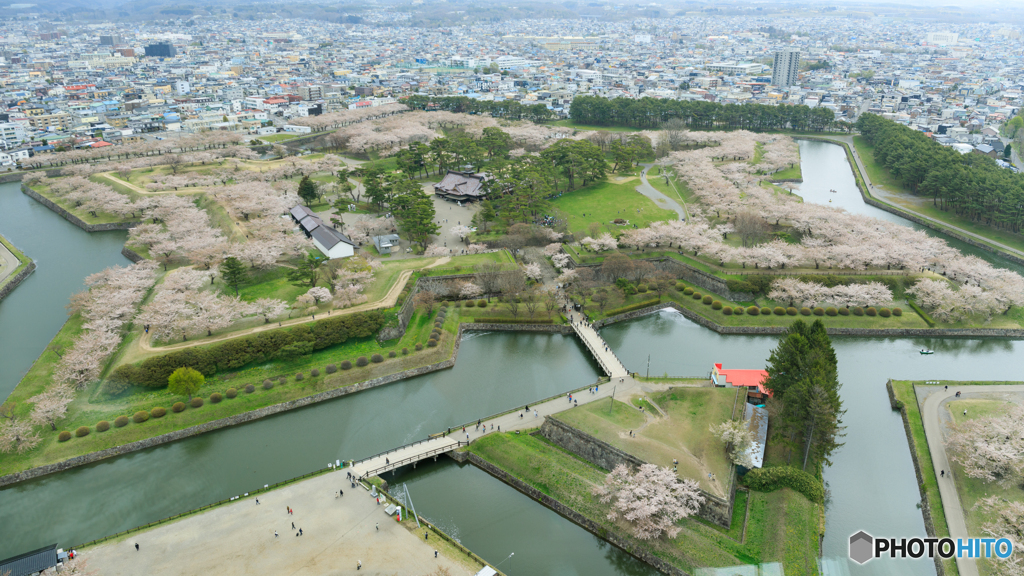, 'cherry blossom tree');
581,233,619,252
975,496,1024,576
29,385,75,431
593,463,704,540
307,287,332,304
711,420,758,468
523,262,543,281
459,282,484,299
253,298,289,323
450,225,473,242
0,410,40,454
946,405,1024,486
